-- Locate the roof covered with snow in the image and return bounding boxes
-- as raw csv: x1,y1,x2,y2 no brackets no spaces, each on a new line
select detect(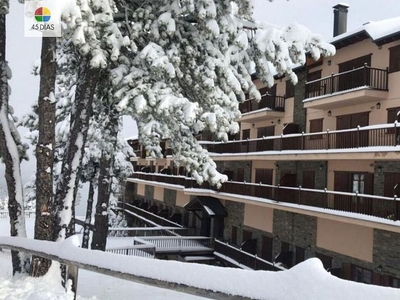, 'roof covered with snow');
331,16,400,48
